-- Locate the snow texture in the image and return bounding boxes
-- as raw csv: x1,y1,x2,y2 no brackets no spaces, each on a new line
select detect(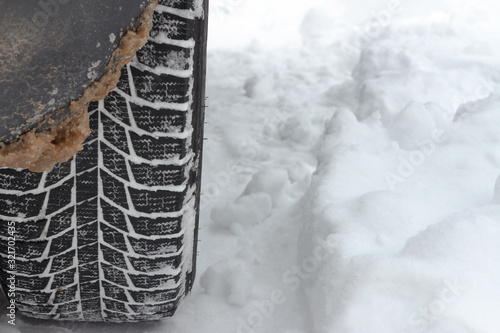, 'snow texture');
2,0,500,332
